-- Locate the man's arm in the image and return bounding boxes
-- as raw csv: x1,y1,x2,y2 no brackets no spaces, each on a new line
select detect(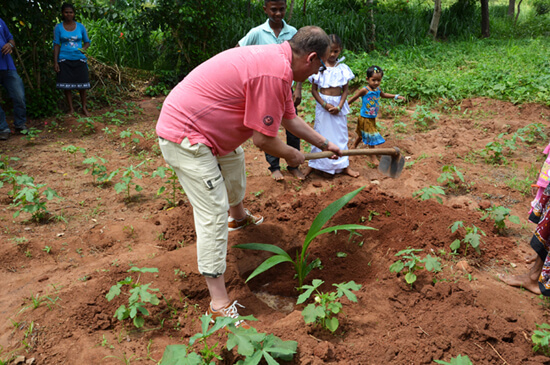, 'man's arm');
282,116,341,156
